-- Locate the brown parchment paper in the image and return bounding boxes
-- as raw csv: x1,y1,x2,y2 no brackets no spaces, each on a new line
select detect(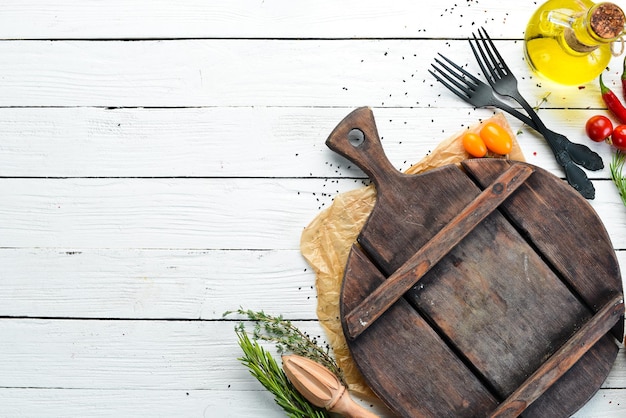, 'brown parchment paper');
300,113,525,399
